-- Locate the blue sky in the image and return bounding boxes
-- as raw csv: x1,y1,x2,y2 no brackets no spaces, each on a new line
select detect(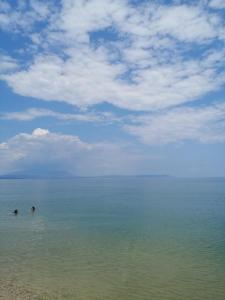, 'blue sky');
0,0,225,177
